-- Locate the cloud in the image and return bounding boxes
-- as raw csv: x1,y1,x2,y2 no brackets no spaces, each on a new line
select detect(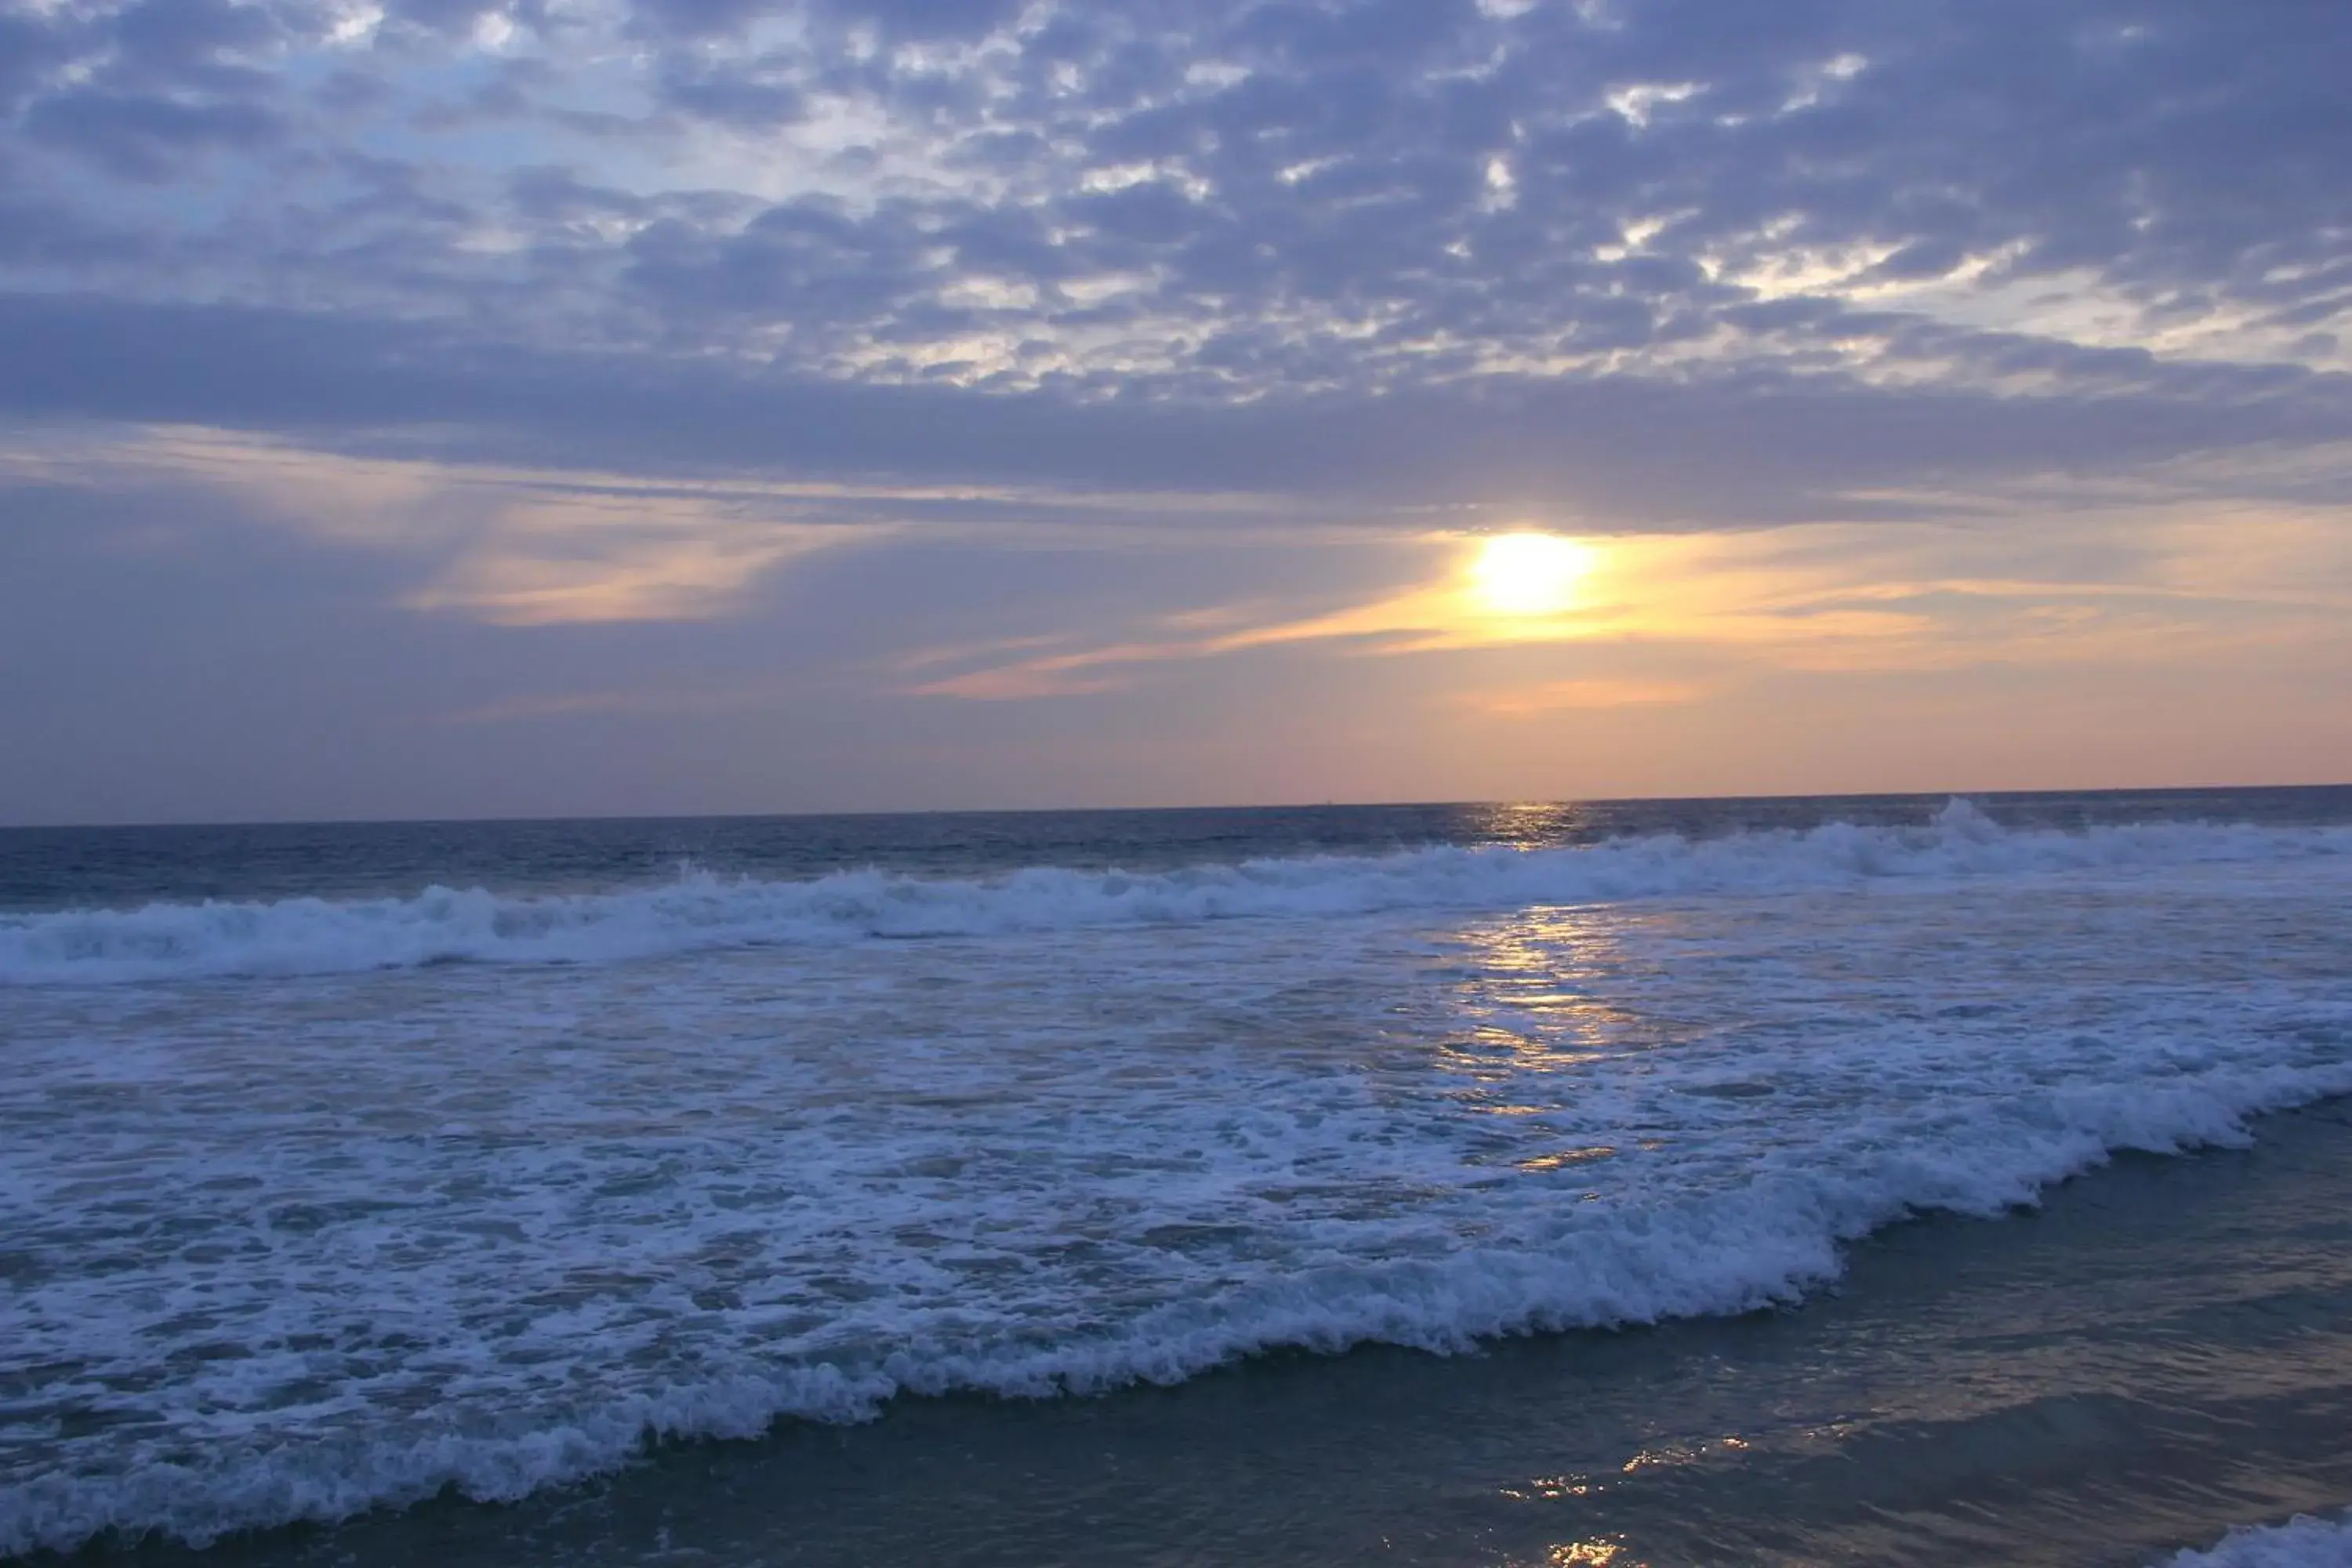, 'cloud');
6,296,2350,543
0,424,890,623
905,663,1129,701
1467,677,1710,715
3,0,2348,510
2,0,2350,818
898,506,2352,699
2,0,2347,419
401,506,842,624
